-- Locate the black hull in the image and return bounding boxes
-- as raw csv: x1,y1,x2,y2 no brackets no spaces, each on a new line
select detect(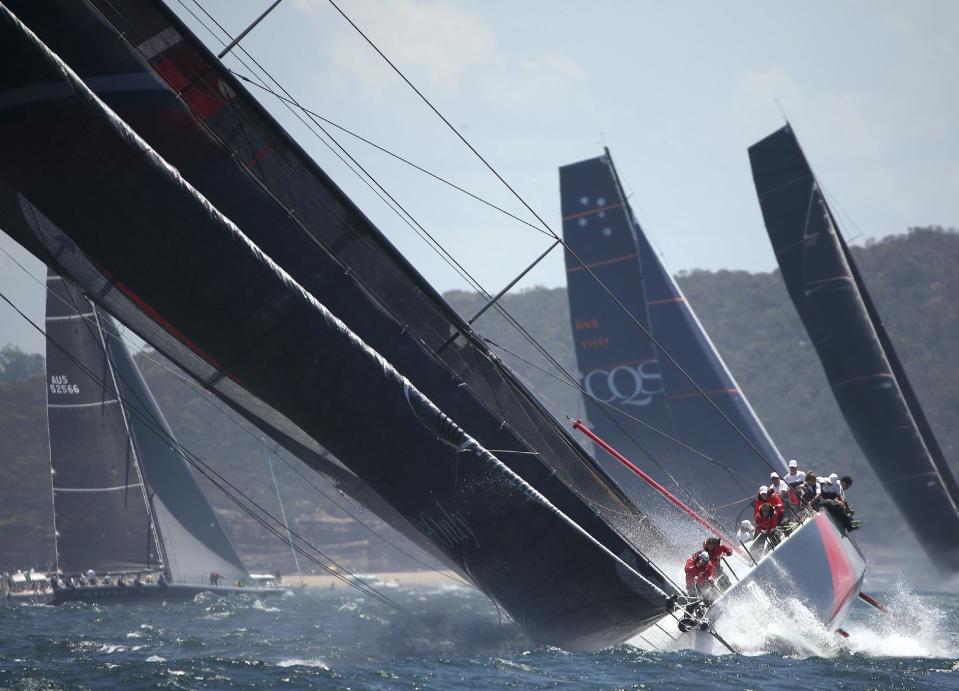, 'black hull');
51,583,285,605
